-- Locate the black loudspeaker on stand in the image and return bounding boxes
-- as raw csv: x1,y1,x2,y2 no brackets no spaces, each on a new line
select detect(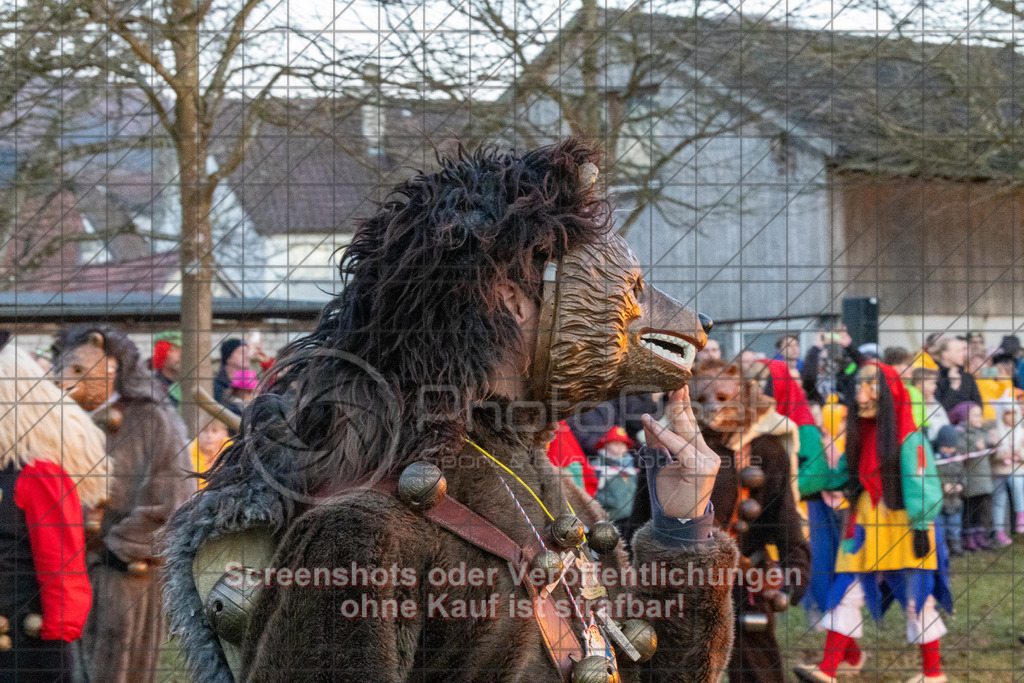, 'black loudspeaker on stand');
842,297,879,349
